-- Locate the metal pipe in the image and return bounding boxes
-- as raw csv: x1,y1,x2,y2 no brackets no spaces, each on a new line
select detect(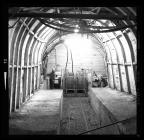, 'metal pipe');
78,116,136,135
69,49,73,73
38,18,136,33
